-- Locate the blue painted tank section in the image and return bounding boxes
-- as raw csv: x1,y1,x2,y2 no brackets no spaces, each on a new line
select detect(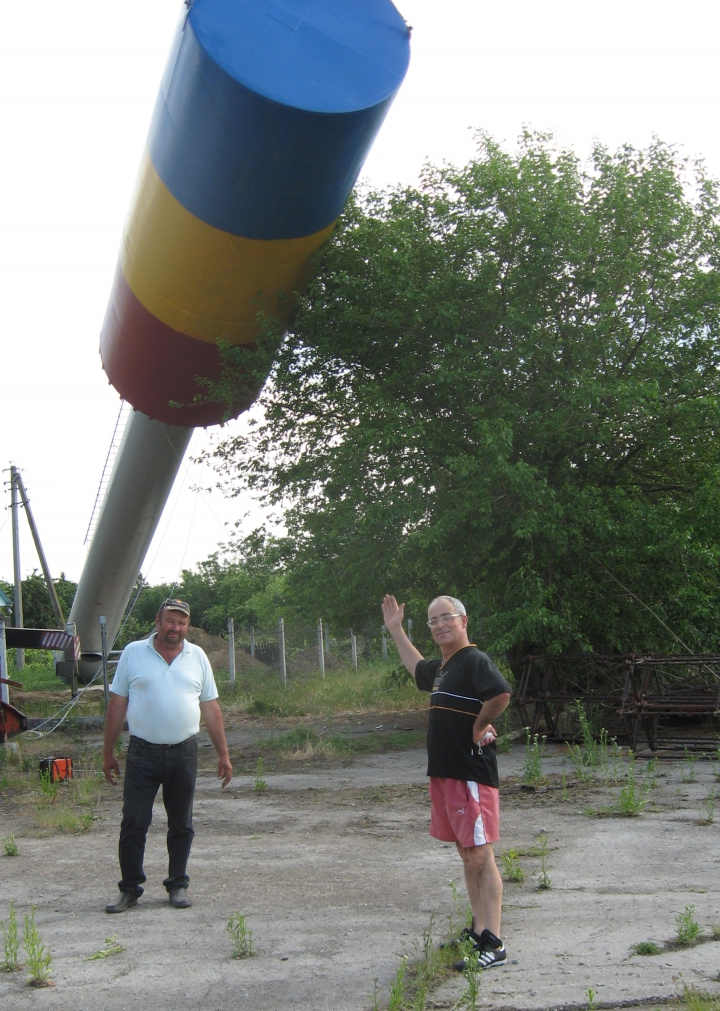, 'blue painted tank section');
147,0,410,239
